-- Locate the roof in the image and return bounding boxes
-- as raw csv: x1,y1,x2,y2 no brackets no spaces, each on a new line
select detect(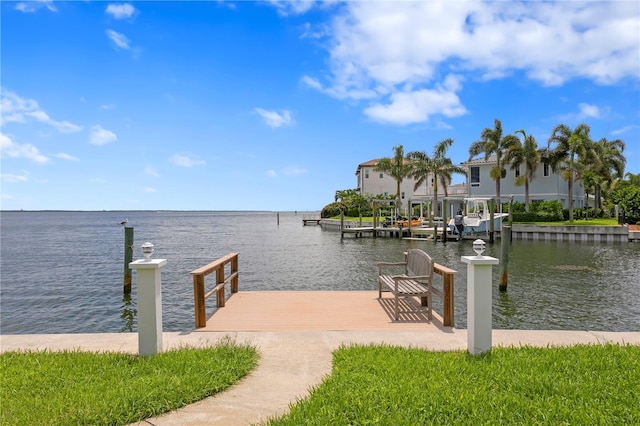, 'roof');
355,158,414,175
461,155,498,166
